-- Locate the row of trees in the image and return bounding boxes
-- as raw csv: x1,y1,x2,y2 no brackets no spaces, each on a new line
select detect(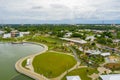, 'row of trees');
1,24,119,33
